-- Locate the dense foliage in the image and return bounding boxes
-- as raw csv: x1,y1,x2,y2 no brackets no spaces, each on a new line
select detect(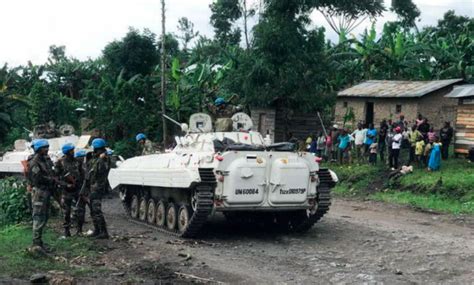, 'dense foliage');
0,178,30,226
0,0,472,155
